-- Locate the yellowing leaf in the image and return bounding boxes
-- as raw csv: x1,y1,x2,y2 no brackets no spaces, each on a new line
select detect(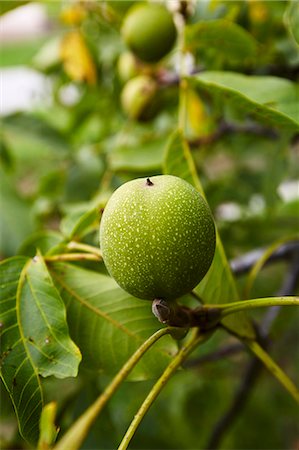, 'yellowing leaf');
60,4,87,26
186,89,214,138
60,31,96,85
248,1,268,23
